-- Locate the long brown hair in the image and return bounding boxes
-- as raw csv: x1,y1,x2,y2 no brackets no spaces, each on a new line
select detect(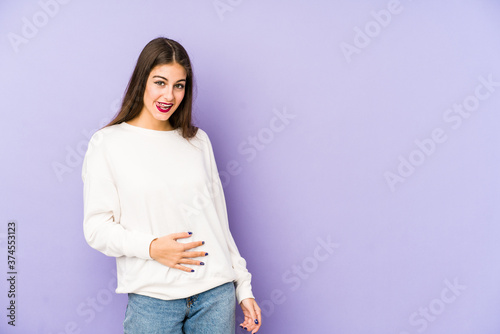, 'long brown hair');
103,37,198,139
